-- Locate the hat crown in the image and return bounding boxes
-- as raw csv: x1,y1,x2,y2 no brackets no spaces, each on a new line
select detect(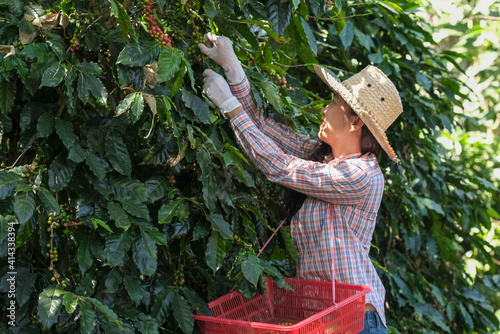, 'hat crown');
342,66,402,132
313,64,404,162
